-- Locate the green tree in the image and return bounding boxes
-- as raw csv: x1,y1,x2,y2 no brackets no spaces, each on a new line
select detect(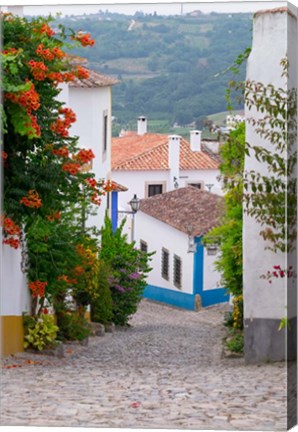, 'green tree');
204,122,245,298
